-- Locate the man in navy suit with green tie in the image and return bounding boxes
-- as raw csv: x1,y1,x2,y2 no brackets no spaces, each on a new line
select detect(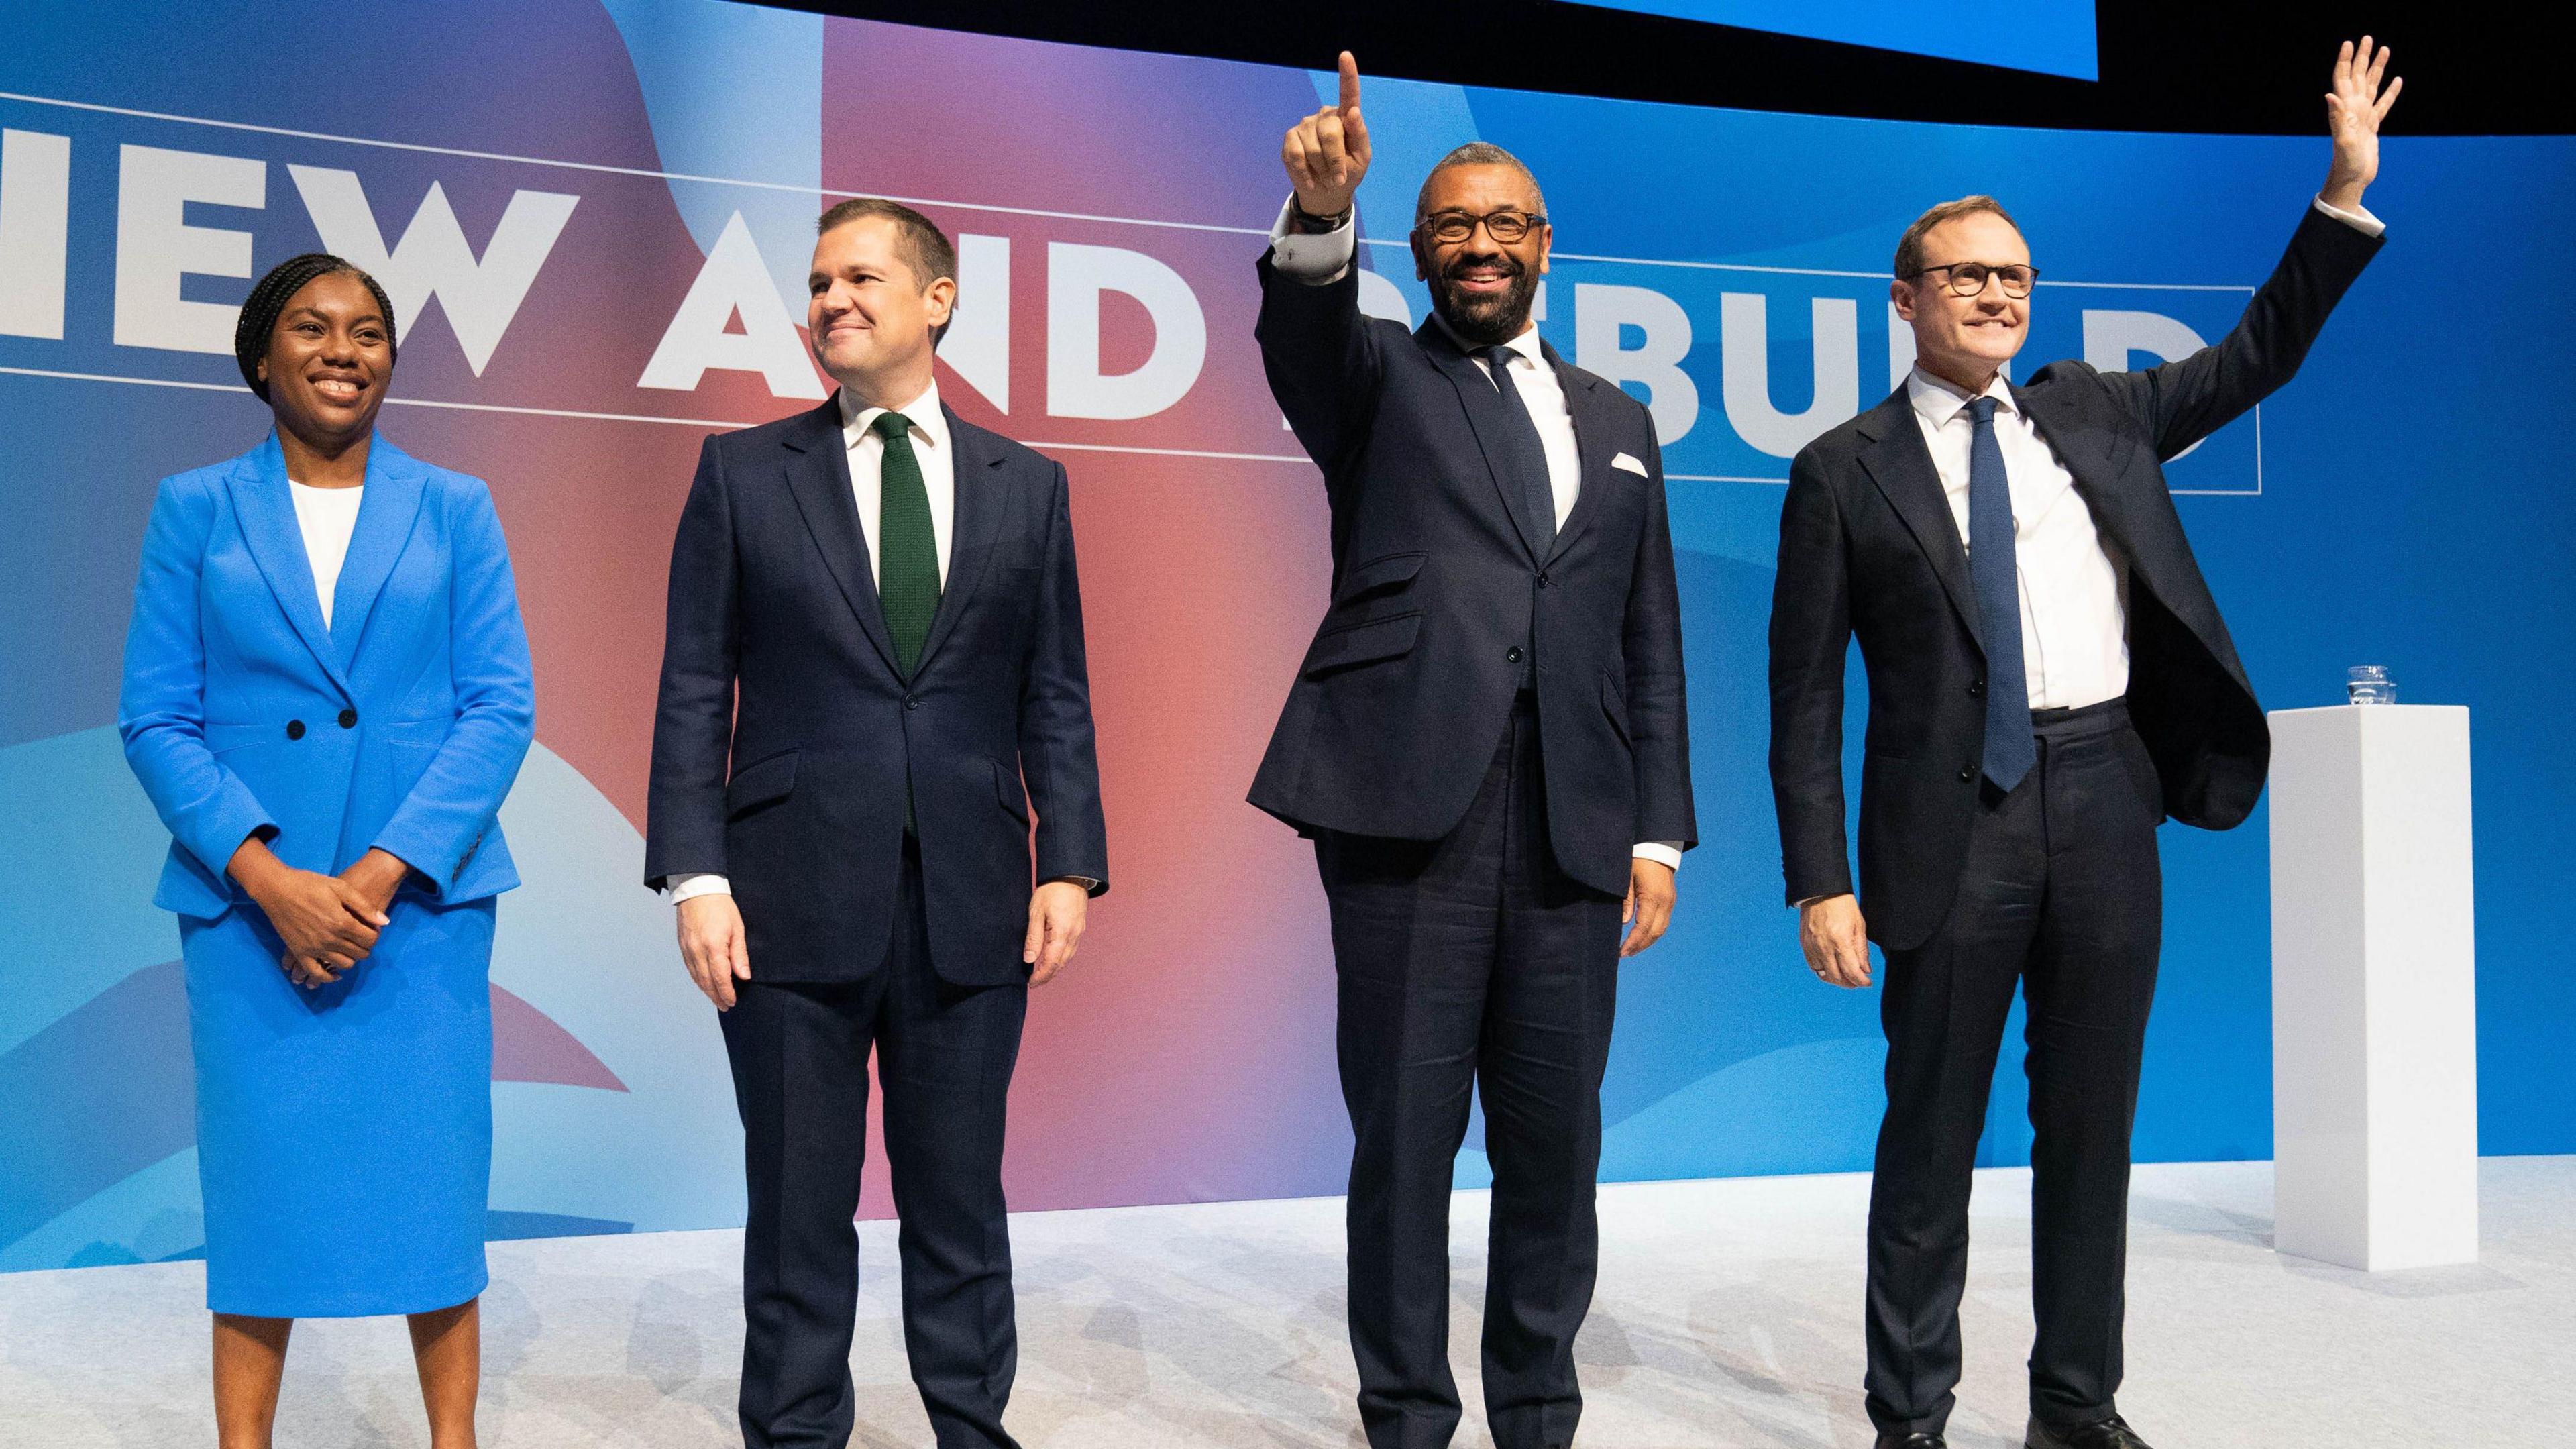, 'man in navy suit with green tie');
647,199,1108,1449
